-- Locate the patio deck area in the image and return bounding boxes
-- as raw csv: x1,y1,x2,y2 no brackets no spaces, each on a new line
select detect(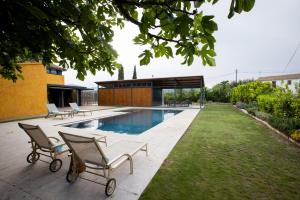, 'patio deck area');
0,106,199,200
